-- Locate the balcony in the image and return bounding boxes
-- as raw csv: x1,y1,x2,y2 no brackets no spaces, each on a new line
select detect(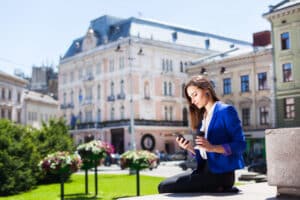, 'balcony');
82,74,94,81
107,95,115,102
117,93,126,100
